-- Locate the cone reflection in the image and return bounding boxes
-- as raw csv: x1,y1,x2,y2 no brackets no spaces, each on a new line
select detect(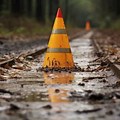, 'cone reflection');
44,72,74,103
44,72,74,84
48,88,69,103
